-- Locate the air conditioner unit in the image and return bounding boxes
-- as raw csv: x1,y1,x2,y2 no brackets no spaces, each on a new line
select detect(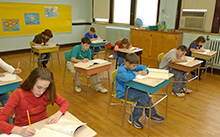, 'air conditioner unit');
179,9,207,31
